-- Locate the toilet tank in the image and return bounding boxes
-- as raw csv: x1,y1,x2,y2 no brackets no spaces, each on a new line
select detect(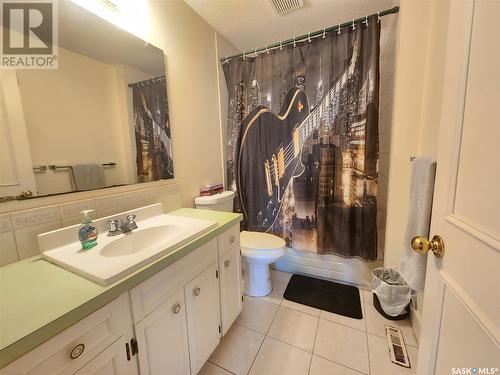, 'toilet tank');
195,190,235,212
